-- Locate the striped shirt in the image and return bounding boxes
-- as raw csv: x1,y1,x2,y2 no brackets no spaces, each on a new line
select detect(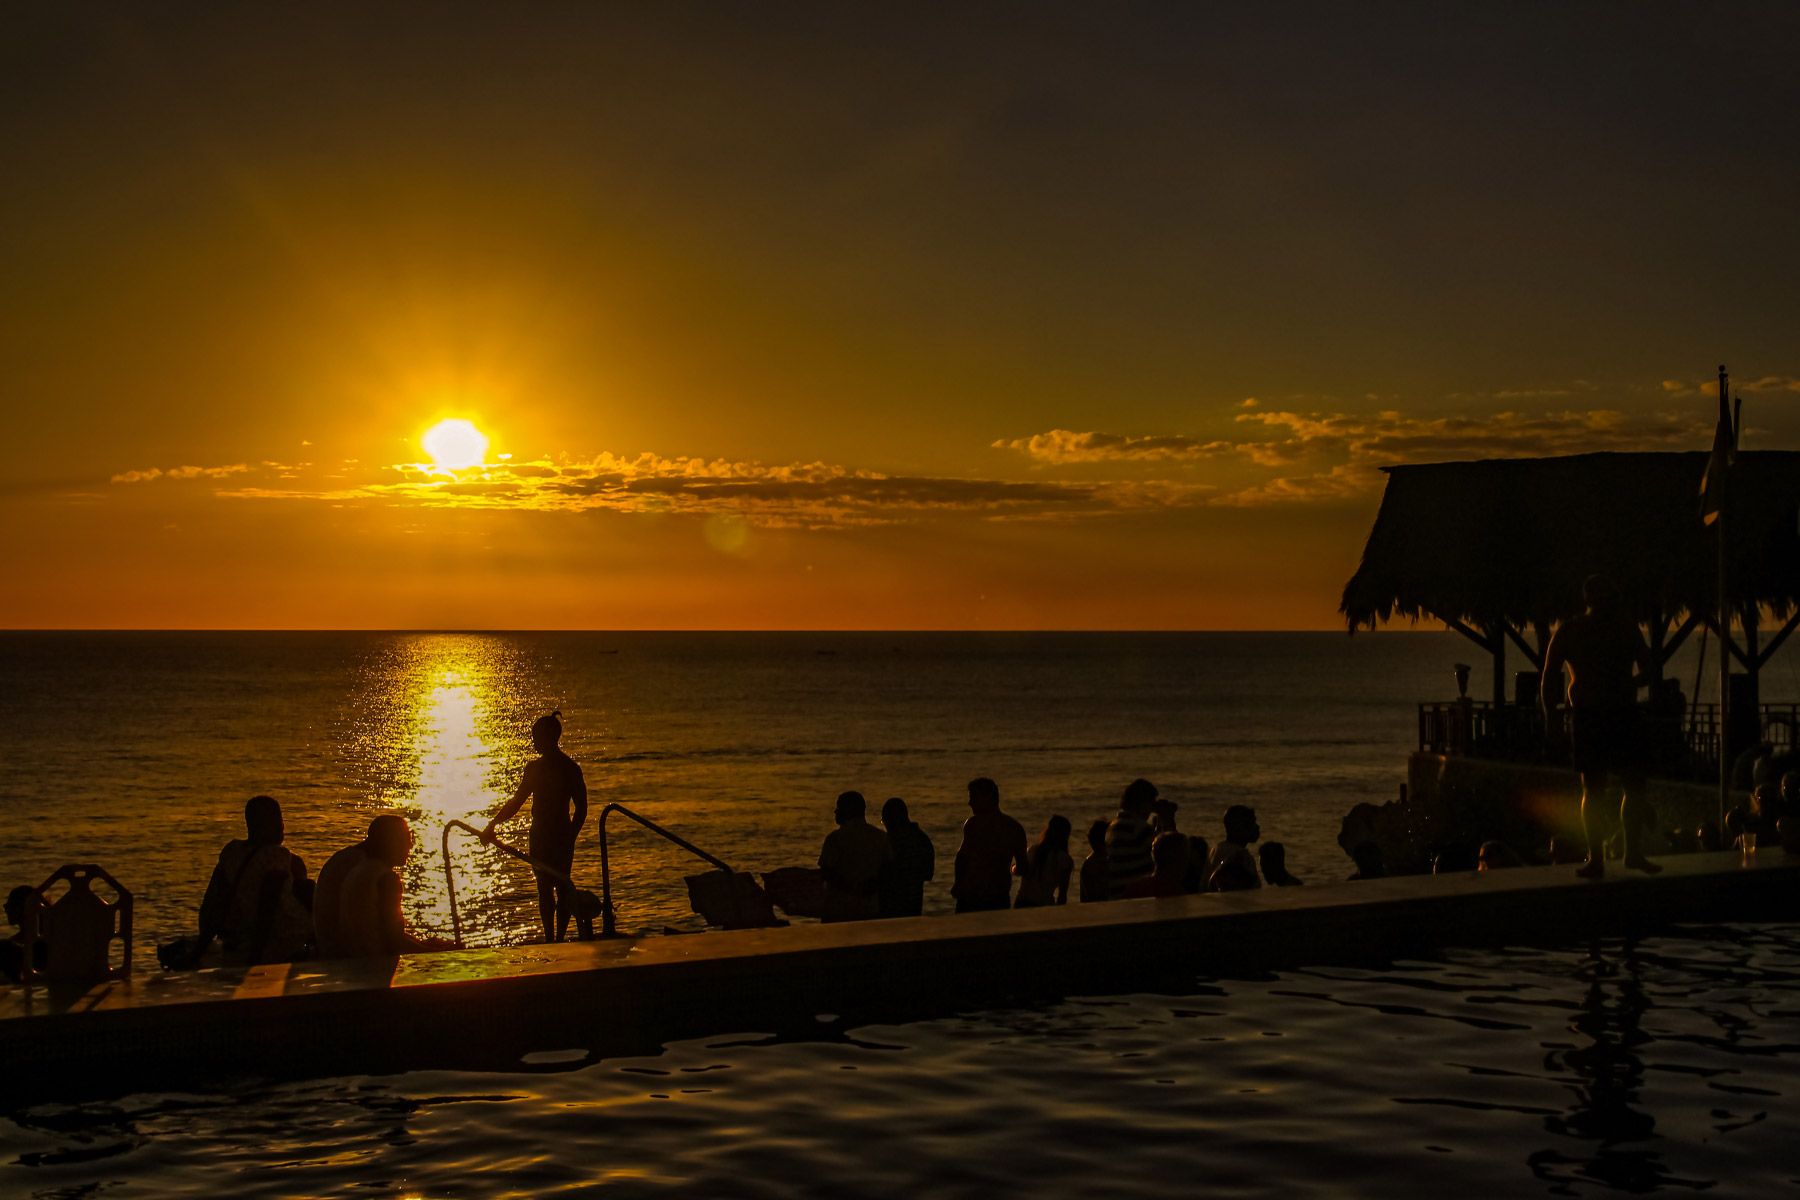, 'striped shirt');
1105,812,1154,894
